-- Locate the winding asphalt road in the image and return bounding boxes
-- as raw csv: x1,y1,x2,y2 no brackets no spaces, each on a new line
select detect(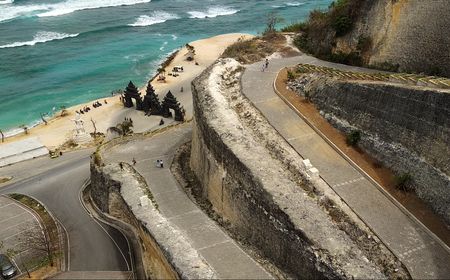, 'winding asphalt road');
0,150,130,273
